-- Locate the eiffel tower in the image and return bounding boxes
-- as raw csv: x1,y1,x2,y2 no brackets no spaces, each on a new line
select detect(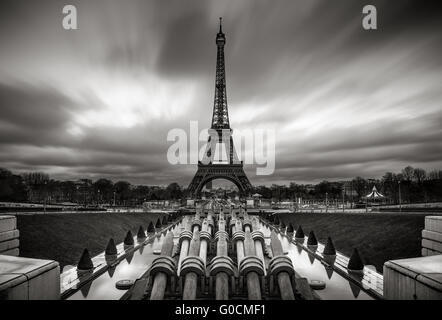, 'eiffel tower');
187,18,253,198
